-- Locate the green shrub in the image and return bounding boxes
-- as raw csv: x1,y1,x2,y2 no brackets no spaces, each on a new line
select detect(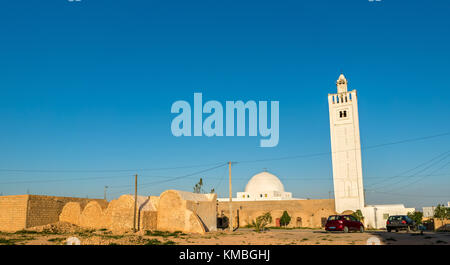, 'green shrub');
252,212,272,232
